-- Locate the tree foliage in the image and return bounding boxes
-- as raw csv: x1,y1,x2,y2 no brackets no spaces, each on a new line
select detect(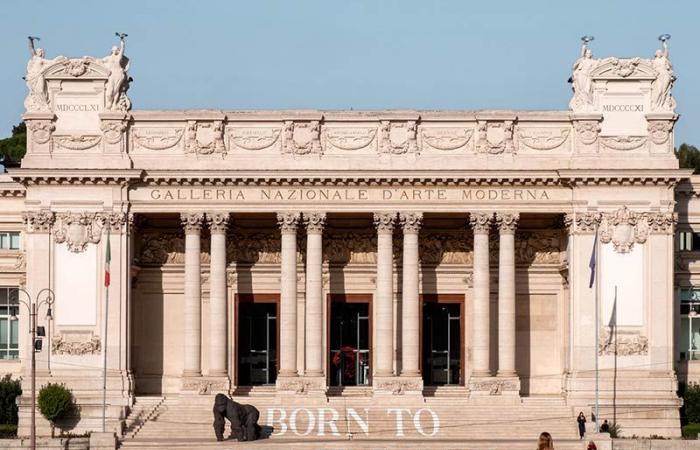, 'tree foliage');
684,383,700,424
677,143,700,174
0,374,21,425
37,383,73,436
0,122,26,166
